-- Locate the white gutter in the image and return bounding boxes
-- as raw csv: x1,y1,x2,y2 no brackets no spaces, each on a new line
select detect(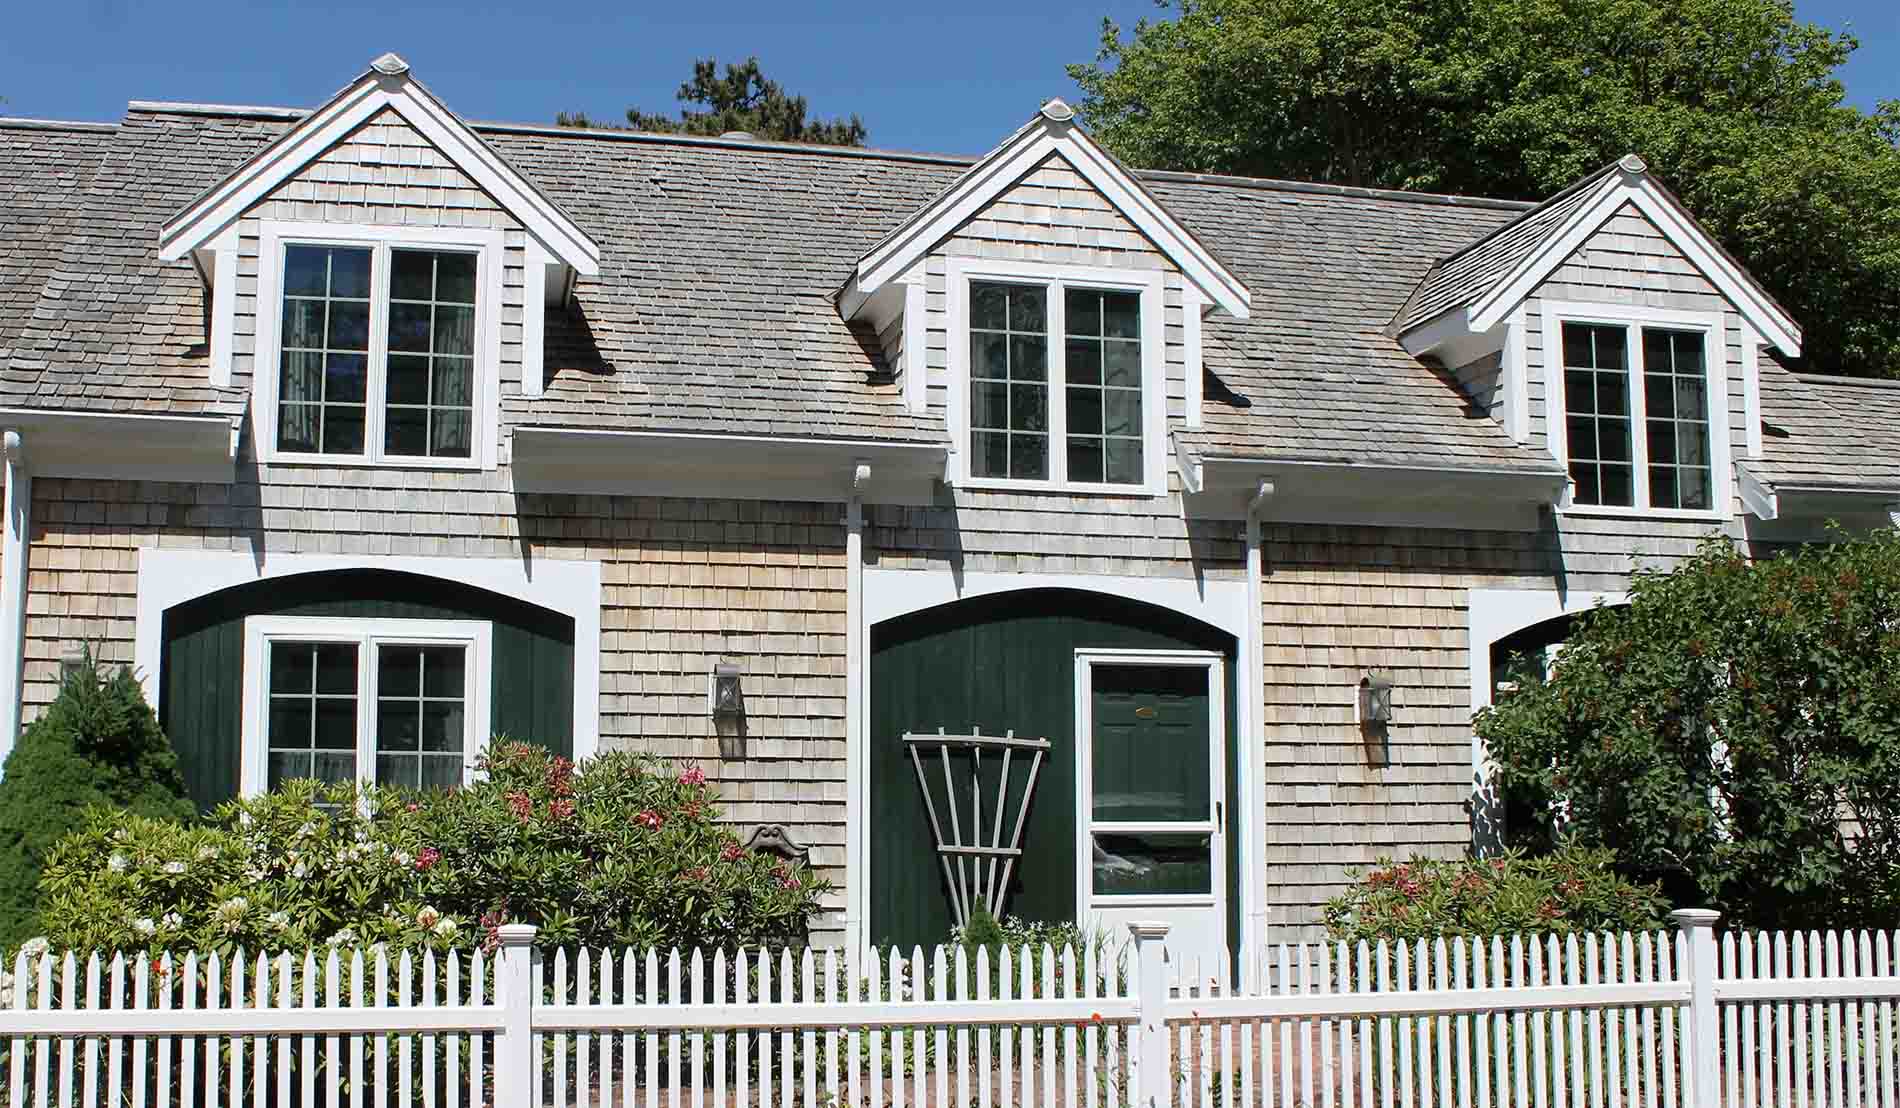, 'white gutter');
844,462,870,955
0,432,31,766
1241,477,1273,974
